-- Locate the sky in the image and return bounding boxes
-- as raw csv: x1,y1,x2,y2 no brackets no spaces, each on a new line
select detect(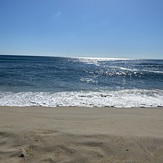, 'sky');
0,0,163,59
